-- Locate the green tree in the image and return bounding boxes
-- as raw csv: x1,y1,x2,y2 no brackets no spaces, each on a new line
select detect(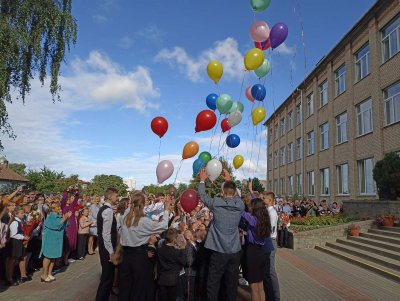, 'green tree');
0,0,77,149
86,175,128,197
373,152,400,199
251,177,265,193
189,158,235,198
8,163,26,176
26,166,65,194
